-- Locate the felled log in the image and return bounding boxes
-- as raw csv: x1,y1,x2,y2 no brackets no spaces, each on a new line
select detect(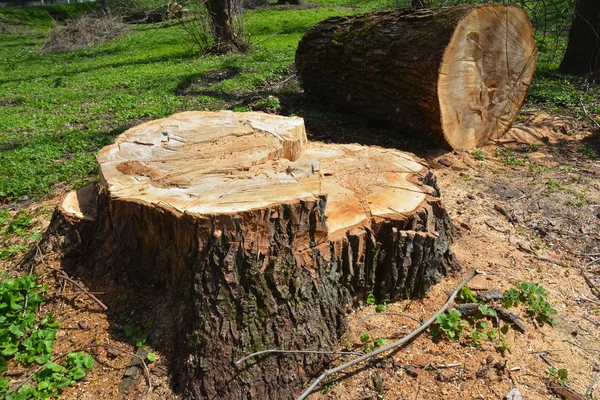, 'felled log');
295,4,537,150
52,111,459,399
